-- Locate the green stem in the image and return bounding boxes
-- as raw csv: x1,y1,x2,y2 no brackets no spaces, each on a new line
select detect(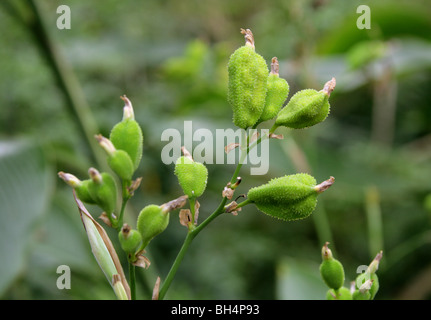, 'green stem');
21,0,106,170
129,261,136,300
233,198,252,210
158,128,267,300
158,196,228,300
